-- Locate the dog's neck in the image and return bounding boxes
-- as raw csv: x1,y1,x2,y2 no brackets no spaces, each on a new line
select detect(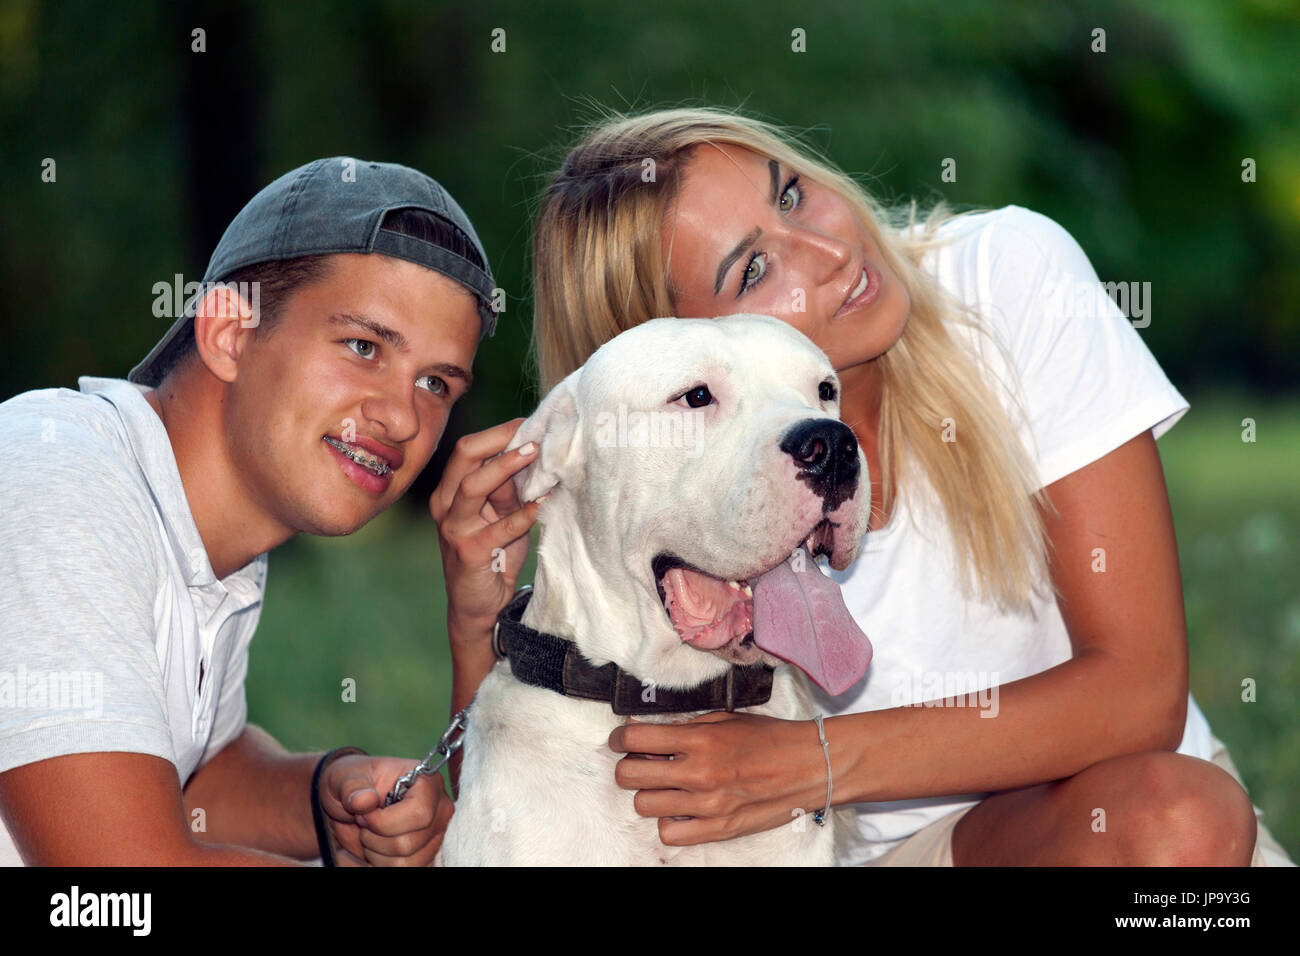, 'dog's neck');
520,498,734,690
